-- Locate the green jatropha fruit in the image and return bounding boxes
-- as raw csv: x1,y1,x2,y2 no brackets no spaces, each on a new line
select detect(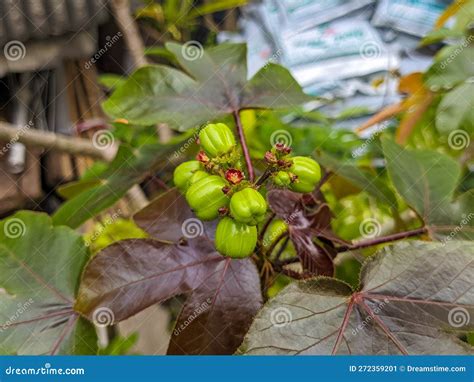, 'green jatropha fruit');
262,219,288,249
273,171,292,187
199,123,236,157
215,217,257,258
186,175,229,221
229,188,267,225
173,160,203,193
288,156,321,193
188,170,208,186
